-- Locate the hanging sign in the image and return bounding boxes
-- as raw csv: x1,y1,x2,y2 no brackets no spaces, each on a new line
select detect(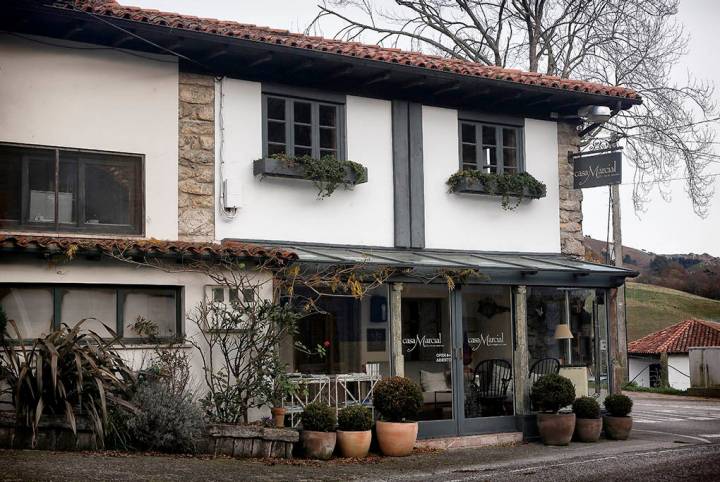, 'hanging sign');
572,149,622,189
